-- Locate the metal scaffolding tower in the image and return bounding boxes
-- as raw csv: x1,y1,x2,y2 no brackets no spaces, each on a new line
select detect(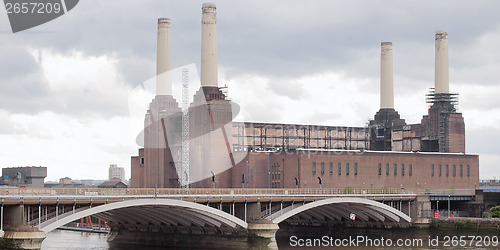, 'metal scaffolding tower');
426,89,458,152
181,68,190,188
